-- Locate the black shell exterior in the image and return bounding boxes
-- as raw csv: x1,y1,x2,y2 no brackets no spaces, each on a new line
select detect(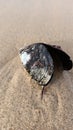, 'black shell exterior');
42,43,73,70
